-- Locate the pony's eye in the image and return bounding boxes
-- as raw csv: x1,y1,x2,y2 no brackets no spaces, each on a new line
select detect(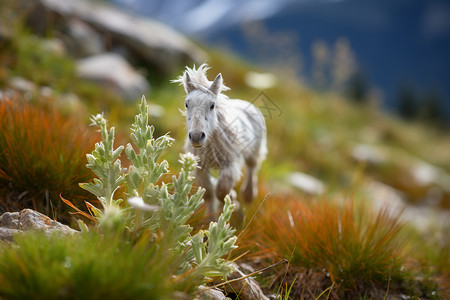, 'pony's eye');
210,103,215,110
185,102,188,109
